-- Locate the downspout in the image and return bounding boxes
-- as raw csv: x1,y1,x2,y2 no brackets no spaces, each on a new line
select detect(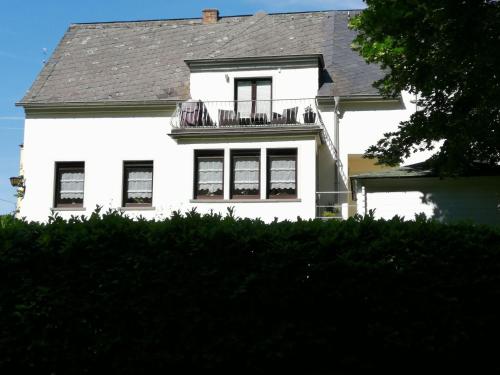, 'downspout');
334,96,340,191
